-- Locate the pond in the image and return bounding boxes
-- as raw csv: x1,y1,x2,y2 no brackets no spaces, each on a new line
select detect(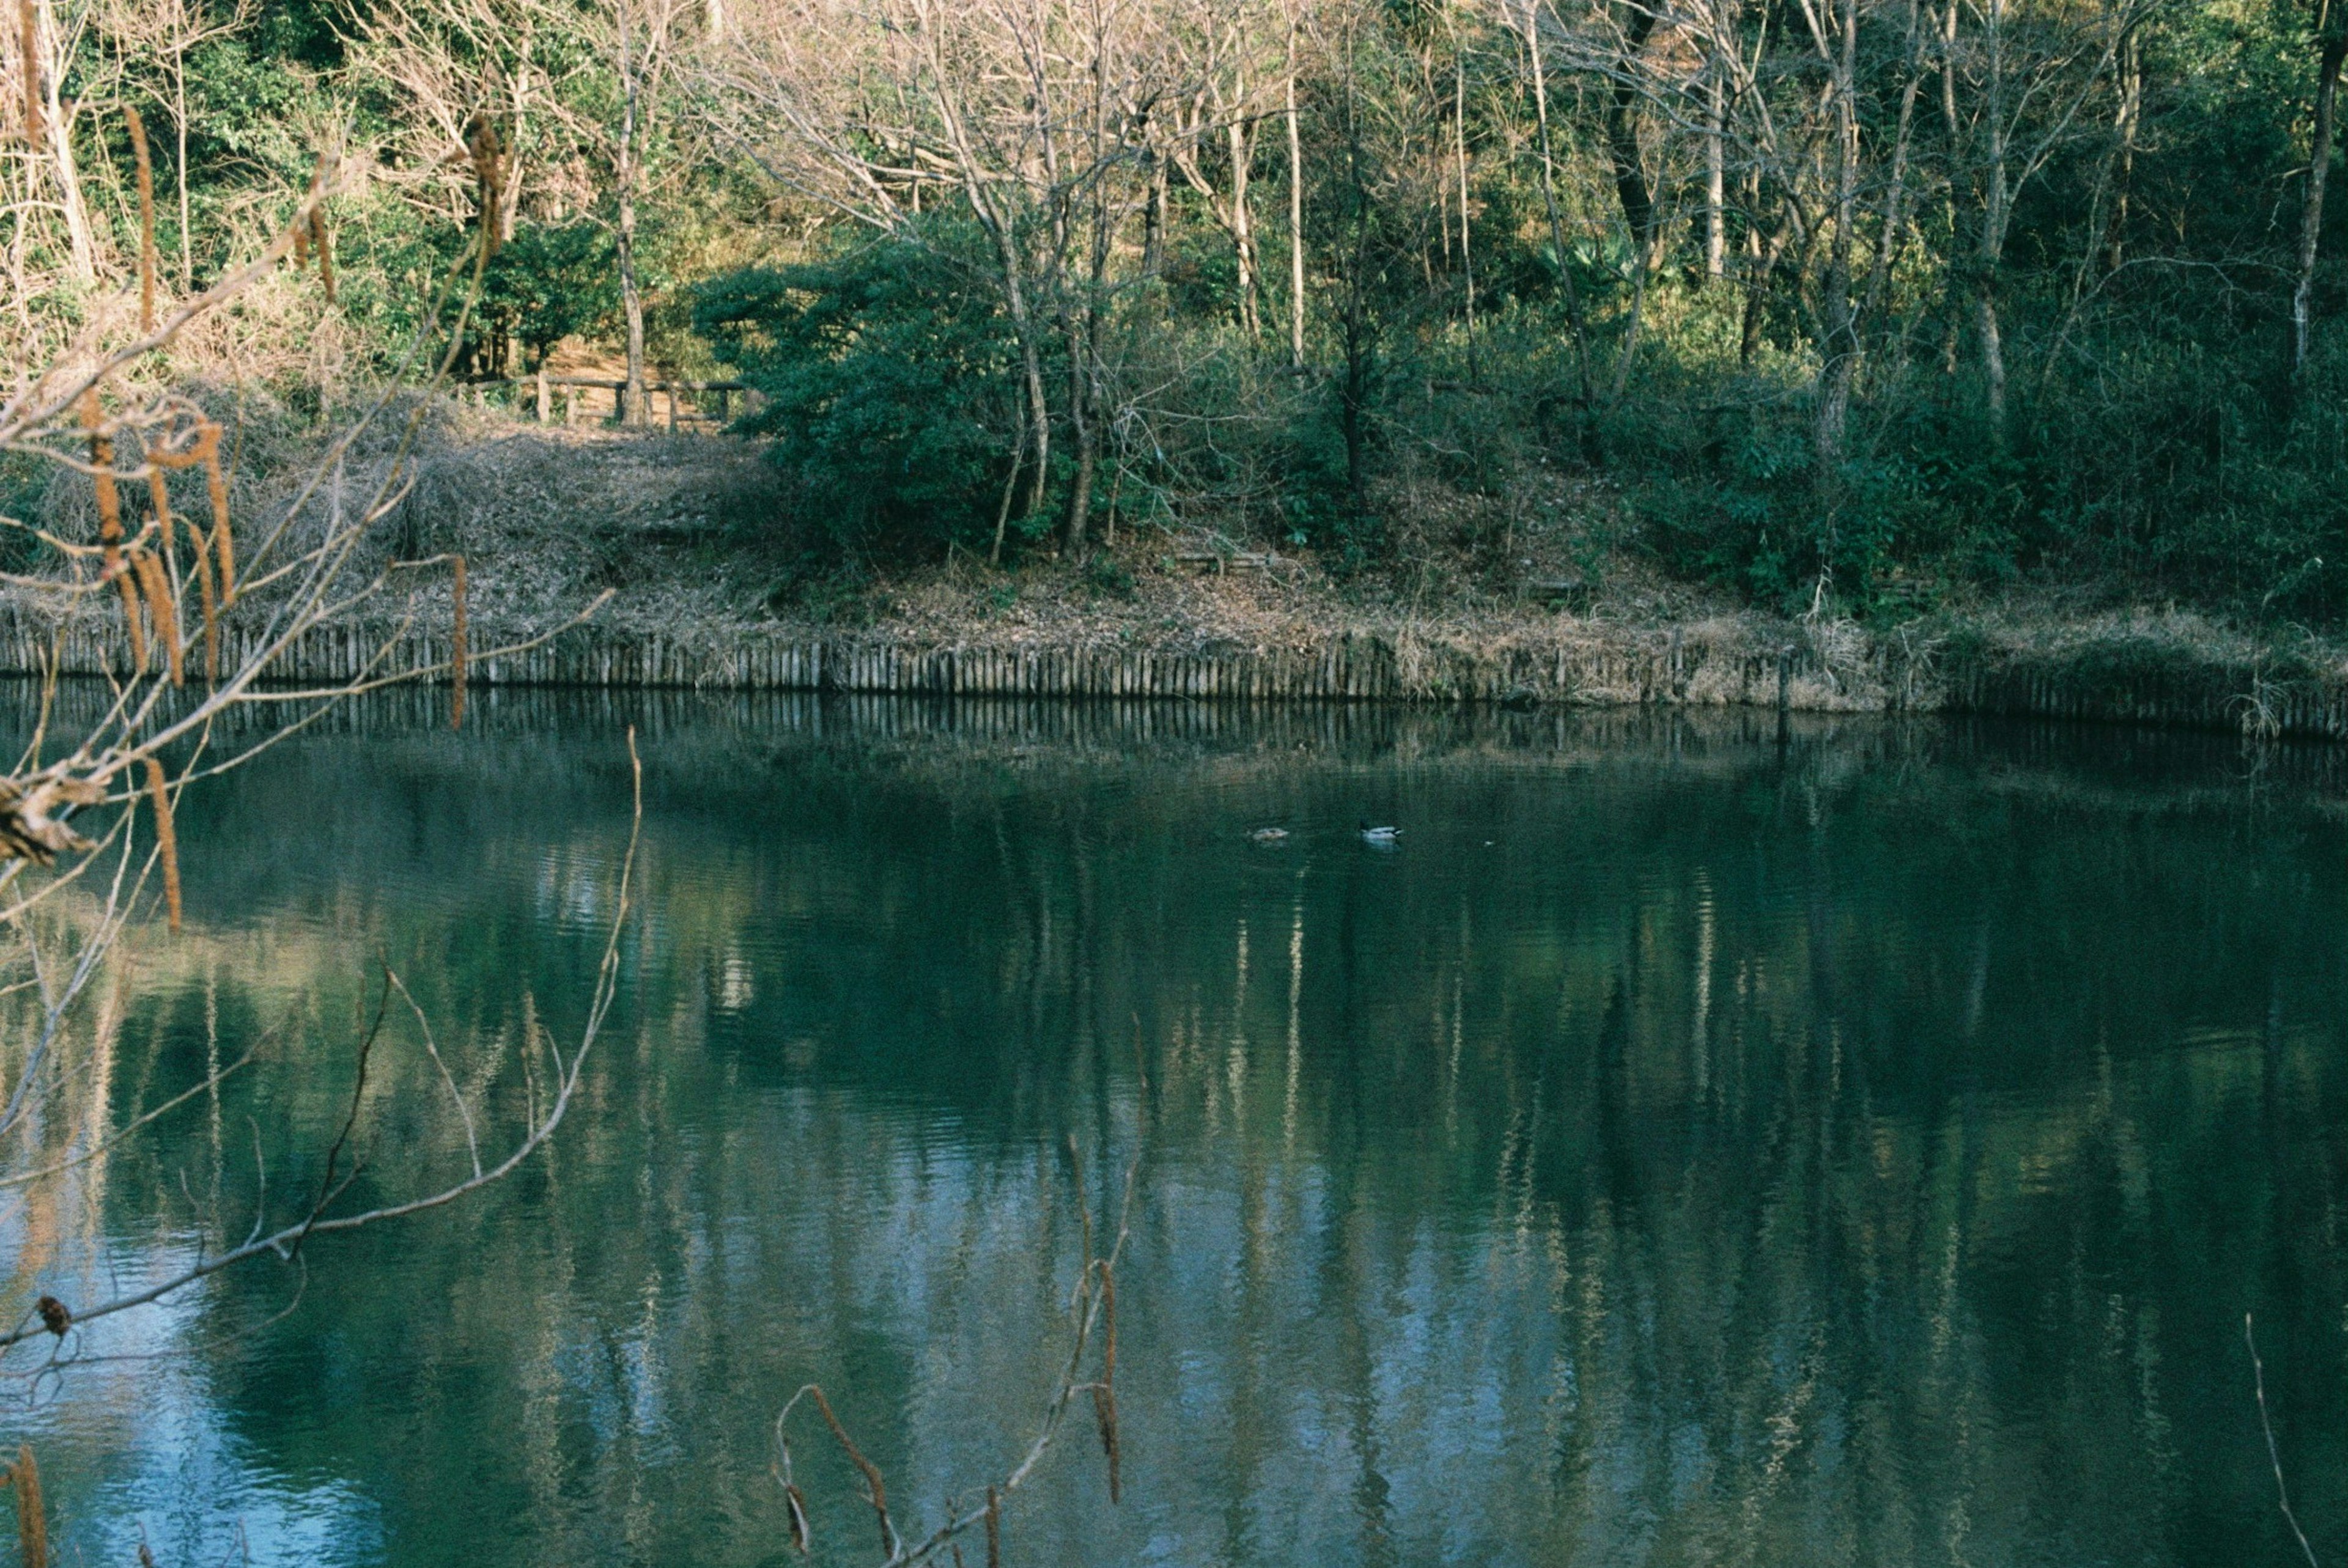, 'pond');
8,691,2348,1567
